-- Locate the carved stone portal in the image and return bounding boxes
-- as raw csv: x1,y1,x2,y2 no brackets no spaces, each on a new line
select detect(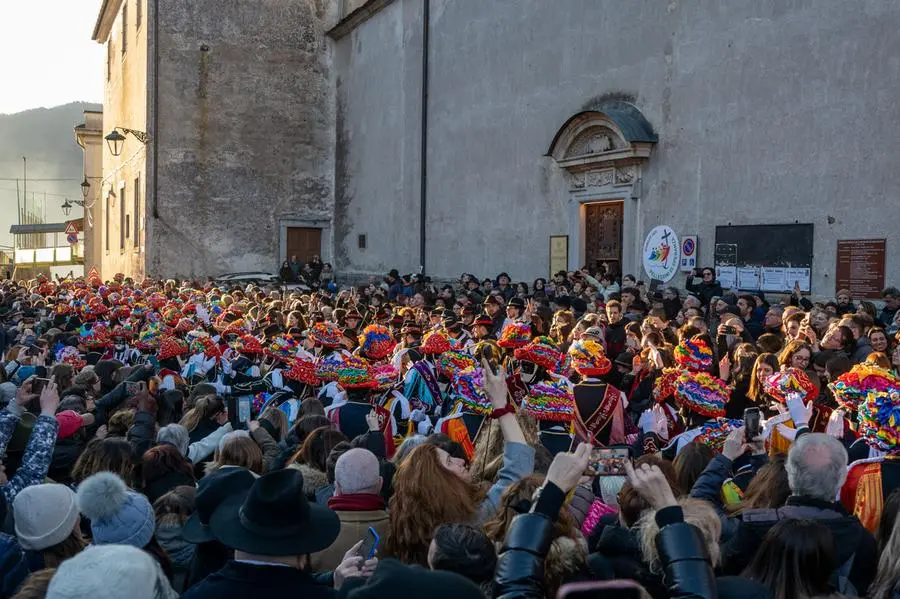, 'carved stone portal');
564,126,621,159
